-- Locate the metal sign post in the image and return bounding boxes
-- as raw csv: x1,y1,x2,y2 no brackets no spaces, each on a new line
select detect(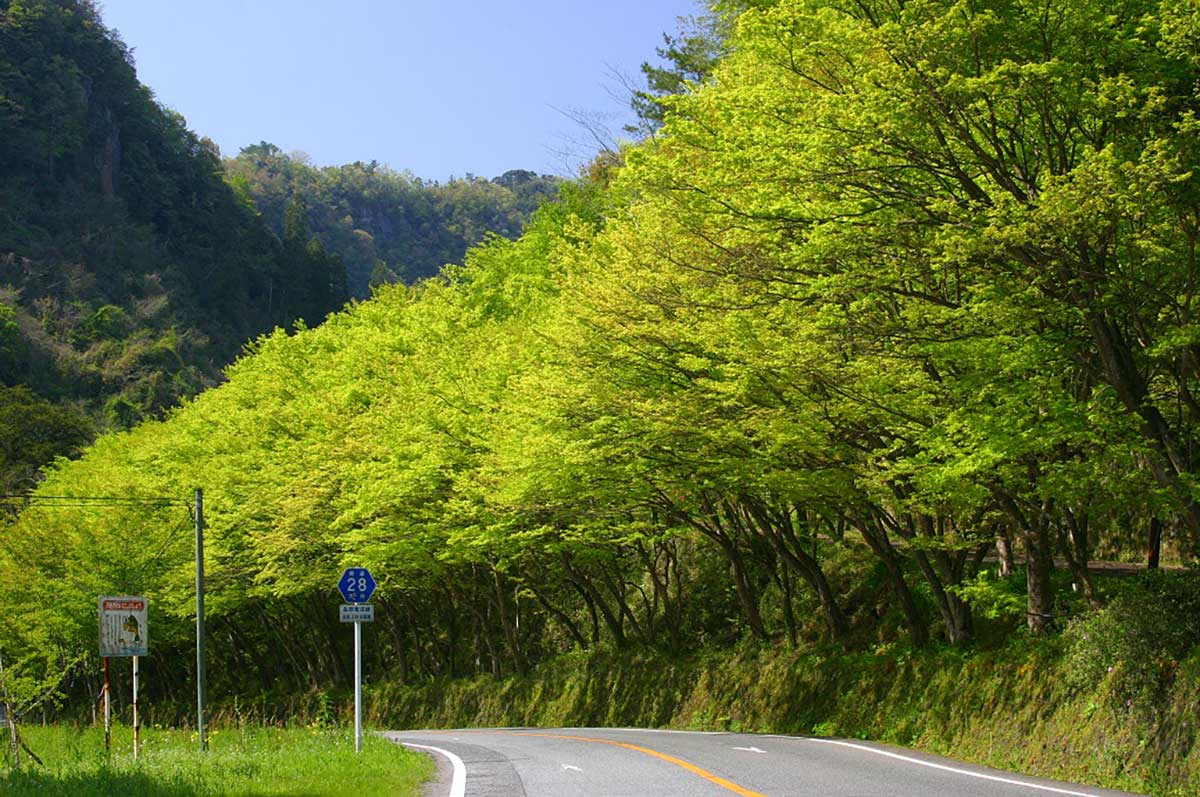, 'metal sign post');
132,655,139,759
354,620,362,751
338,568,376,753
103,657,110,752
